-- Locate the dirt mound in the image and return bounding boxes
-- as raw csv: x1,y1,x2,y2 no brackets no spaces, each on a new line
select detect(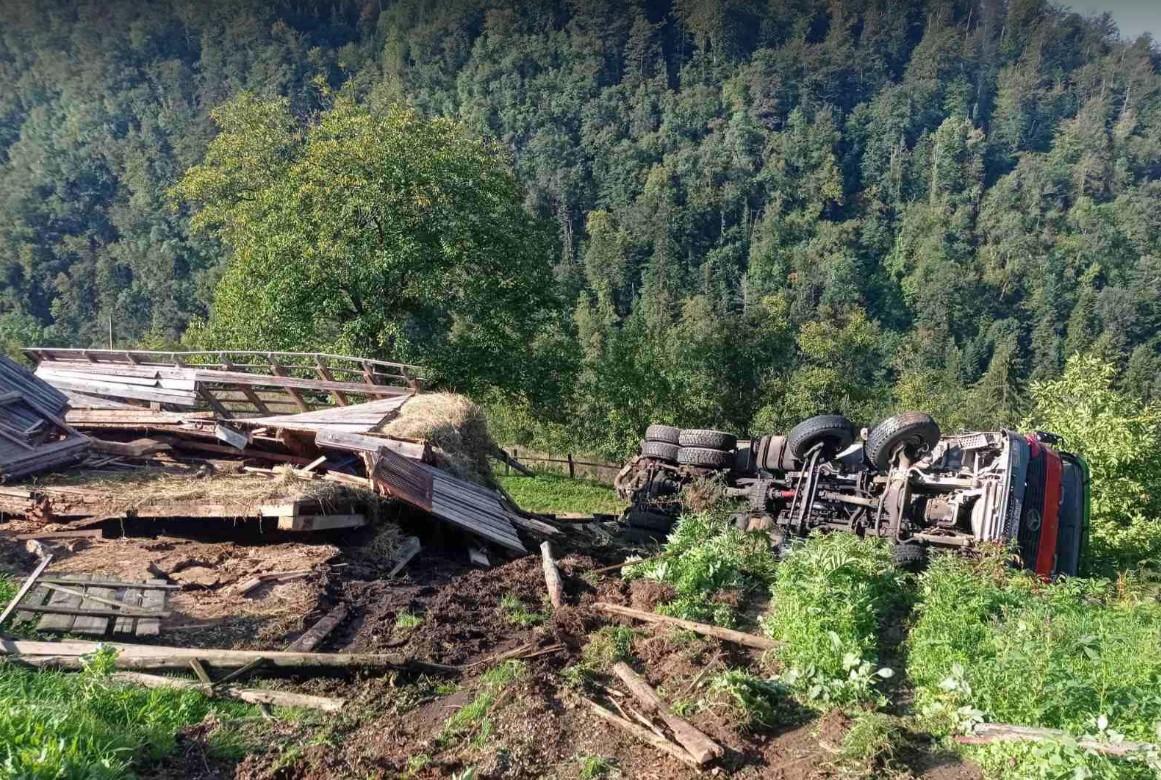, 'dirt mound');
377,392,494,483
